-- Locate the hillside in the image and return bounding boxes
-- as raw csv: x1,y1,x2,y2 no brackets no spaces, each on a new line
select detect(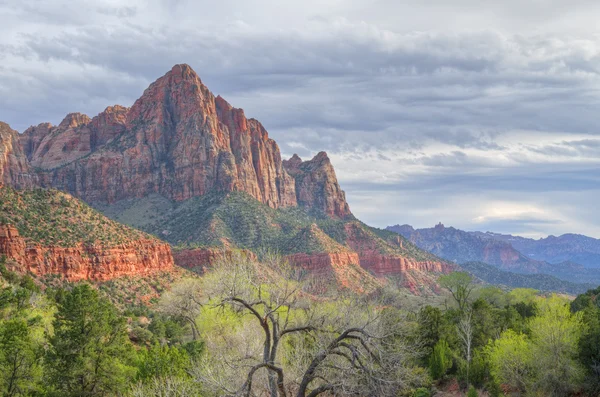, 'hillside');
0,186,173,281
461,261,595,295
0,186,148,247
95,191,451,293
